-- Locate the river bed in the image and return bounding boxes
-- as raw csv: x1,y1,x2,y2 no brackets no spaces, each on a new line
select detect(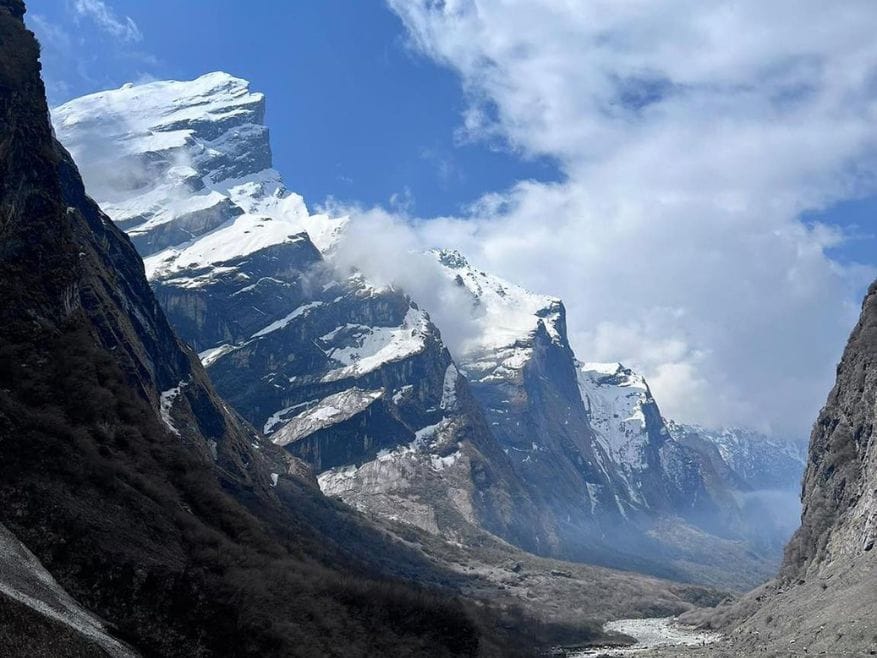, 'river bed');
569,617,722,656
